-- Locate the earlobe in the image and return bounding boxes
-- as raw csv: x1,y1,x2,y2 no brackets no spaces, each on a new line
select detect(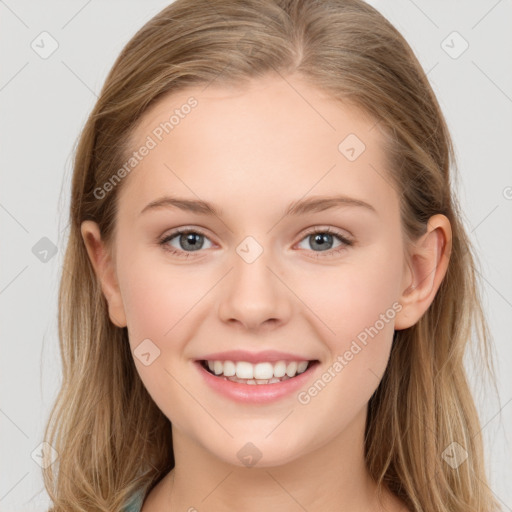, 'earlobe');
80,220,127,328
394,214,452,330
